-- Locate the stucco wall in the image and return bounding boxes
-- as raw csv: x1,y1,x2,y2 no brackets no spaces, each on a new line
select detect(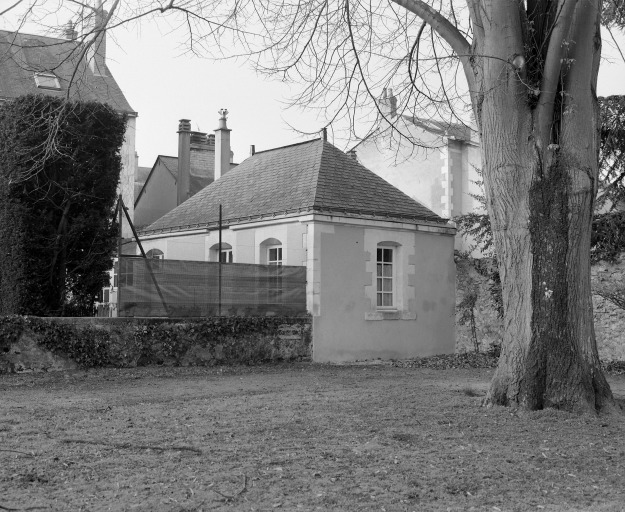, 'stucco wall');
134,160,177,229
120,116,137,237
355,124,446,216
141,220,308,266
134,161,177,227
311,220,456,362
